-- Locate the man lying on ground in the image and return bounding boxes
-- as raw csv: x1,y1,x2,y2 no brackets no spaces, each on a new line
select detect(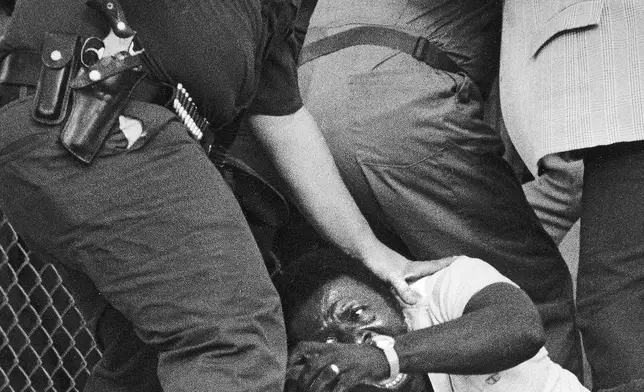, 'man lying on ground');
275,248,587,392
